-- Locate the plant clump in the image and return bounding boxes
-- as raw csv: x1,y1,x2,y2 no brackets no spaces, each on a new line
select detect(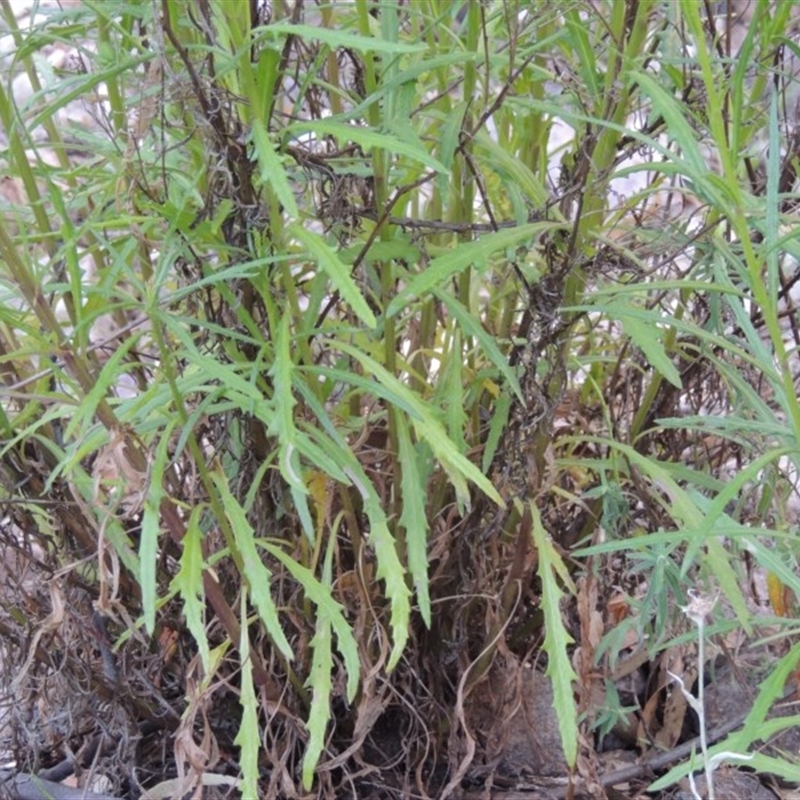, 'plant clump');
1,1,800,798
